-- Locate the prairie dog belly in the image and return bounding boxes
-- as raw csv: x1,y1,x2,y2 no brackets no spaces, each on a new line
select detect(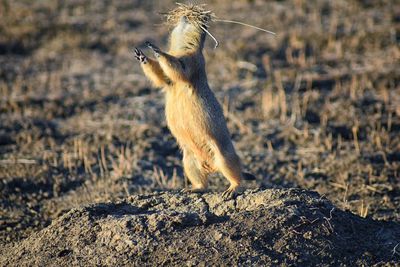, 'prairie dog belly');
165,84,216,161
